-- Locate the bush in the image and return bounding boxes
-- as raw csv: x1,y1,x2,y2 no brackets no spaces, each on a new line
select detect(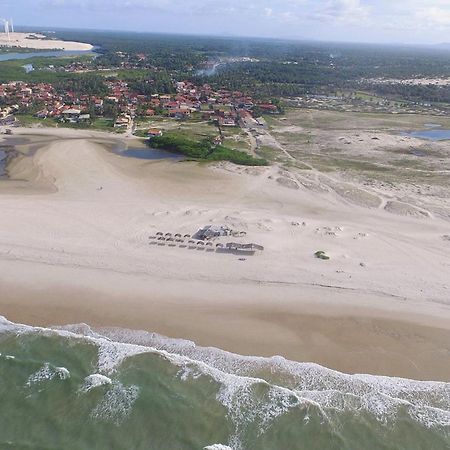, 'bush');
315,251,330,260
151,133,268,166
